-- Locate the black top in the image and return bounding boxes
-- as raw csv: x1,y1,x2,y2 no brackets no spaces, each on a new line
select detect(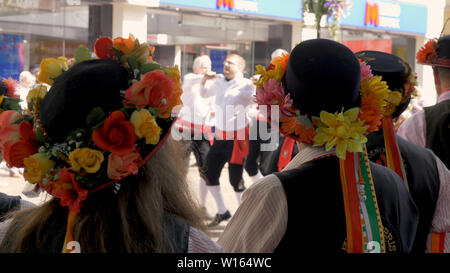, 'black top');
367,131,440,252
273,156,418,253
0,192,21,219
424,100,450,169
